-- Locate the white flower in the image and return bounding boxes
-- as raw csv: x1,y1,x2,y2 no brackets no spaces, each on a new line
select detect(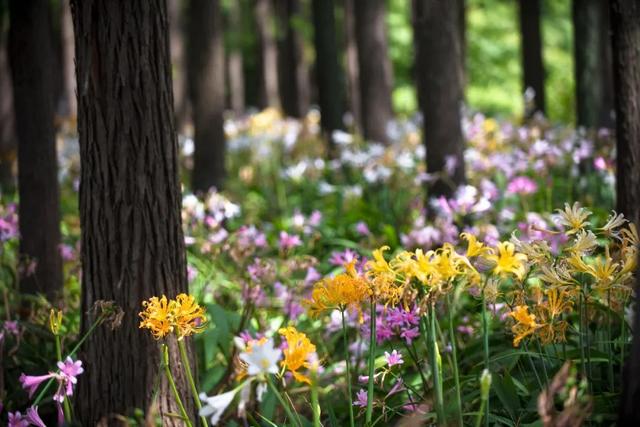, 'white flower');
239,338,282,376
200,390,237,426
